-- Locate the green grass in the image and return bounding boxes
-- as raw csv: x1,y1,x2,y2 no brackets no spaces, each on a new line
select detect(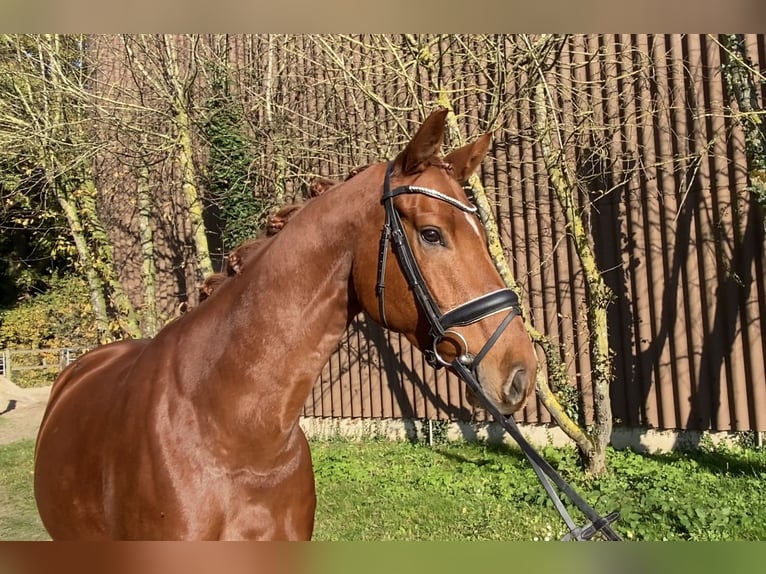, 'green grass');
0,439,47,540
3,437,765,541
312,439,766,541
